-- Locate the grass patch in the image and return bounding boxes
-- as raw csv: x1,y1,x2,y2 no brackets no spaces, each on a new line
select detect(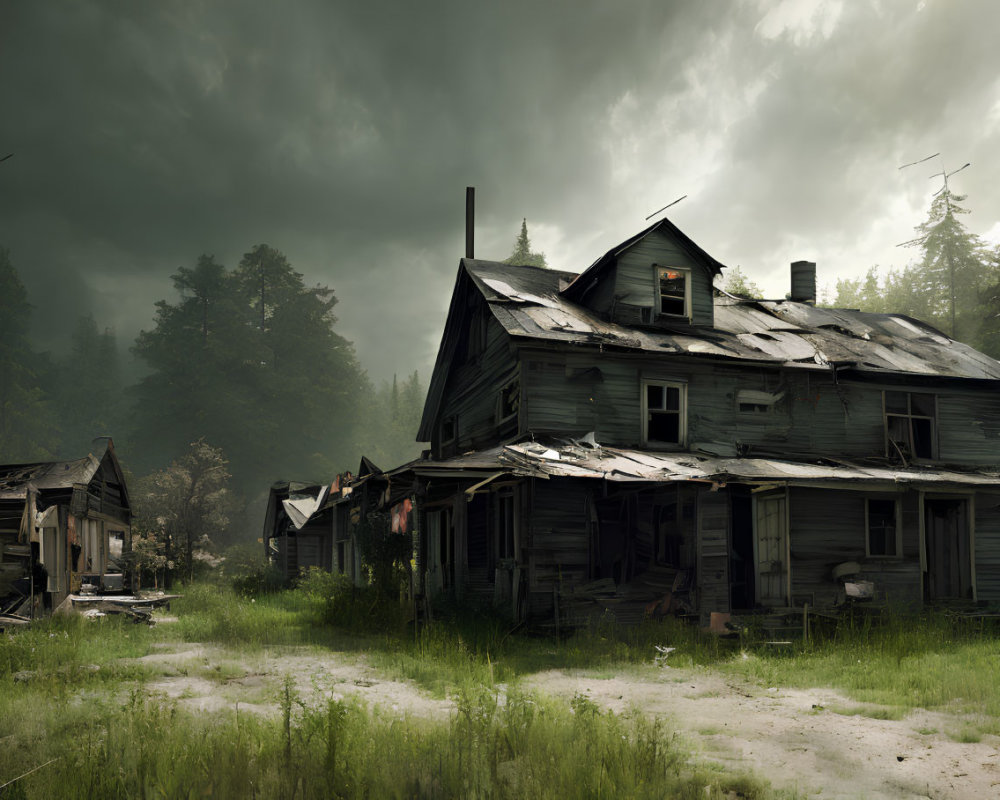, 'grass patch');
722,612,1000,718
826,703,906,721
